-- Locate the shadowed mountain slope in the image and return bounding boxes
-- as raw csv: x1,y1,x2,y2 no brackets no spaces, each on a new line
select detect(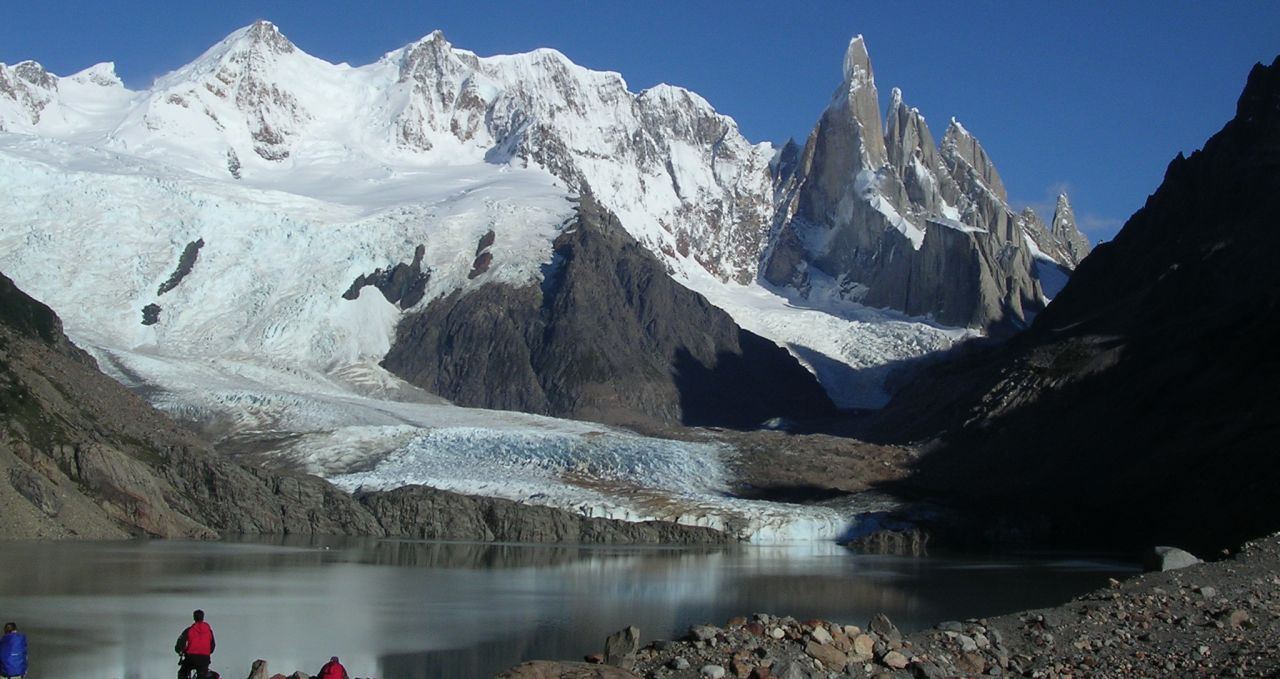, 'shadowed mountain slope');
382,196,835,429
869,57,1280,552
